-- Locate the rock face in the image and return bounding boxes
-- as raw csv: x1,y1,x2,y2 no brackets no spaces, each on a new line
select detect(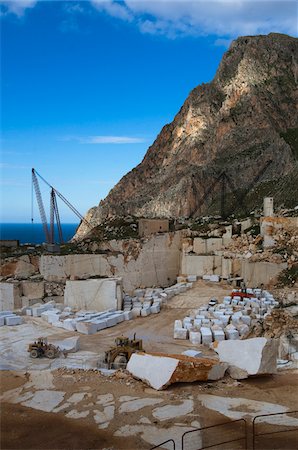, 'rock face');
215,337,278,377
76,33,298,239
126,352,227,390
